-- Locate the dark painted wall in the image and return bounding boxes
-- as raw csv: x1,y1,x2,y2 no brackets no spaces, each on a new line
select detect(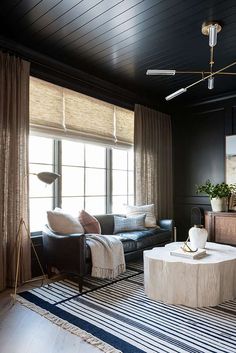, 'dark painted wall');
172,95,236,240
